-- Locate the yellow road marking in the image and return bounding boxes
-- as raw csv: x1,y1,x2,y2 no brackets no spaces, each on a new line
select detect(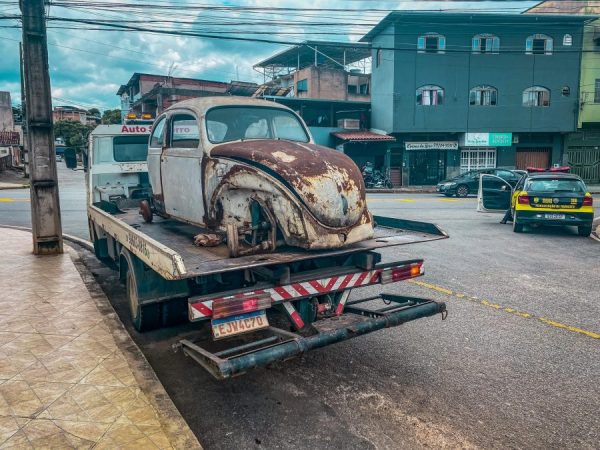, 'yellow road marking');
0,198,30,203
439,199,460,202
409,279,600,340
